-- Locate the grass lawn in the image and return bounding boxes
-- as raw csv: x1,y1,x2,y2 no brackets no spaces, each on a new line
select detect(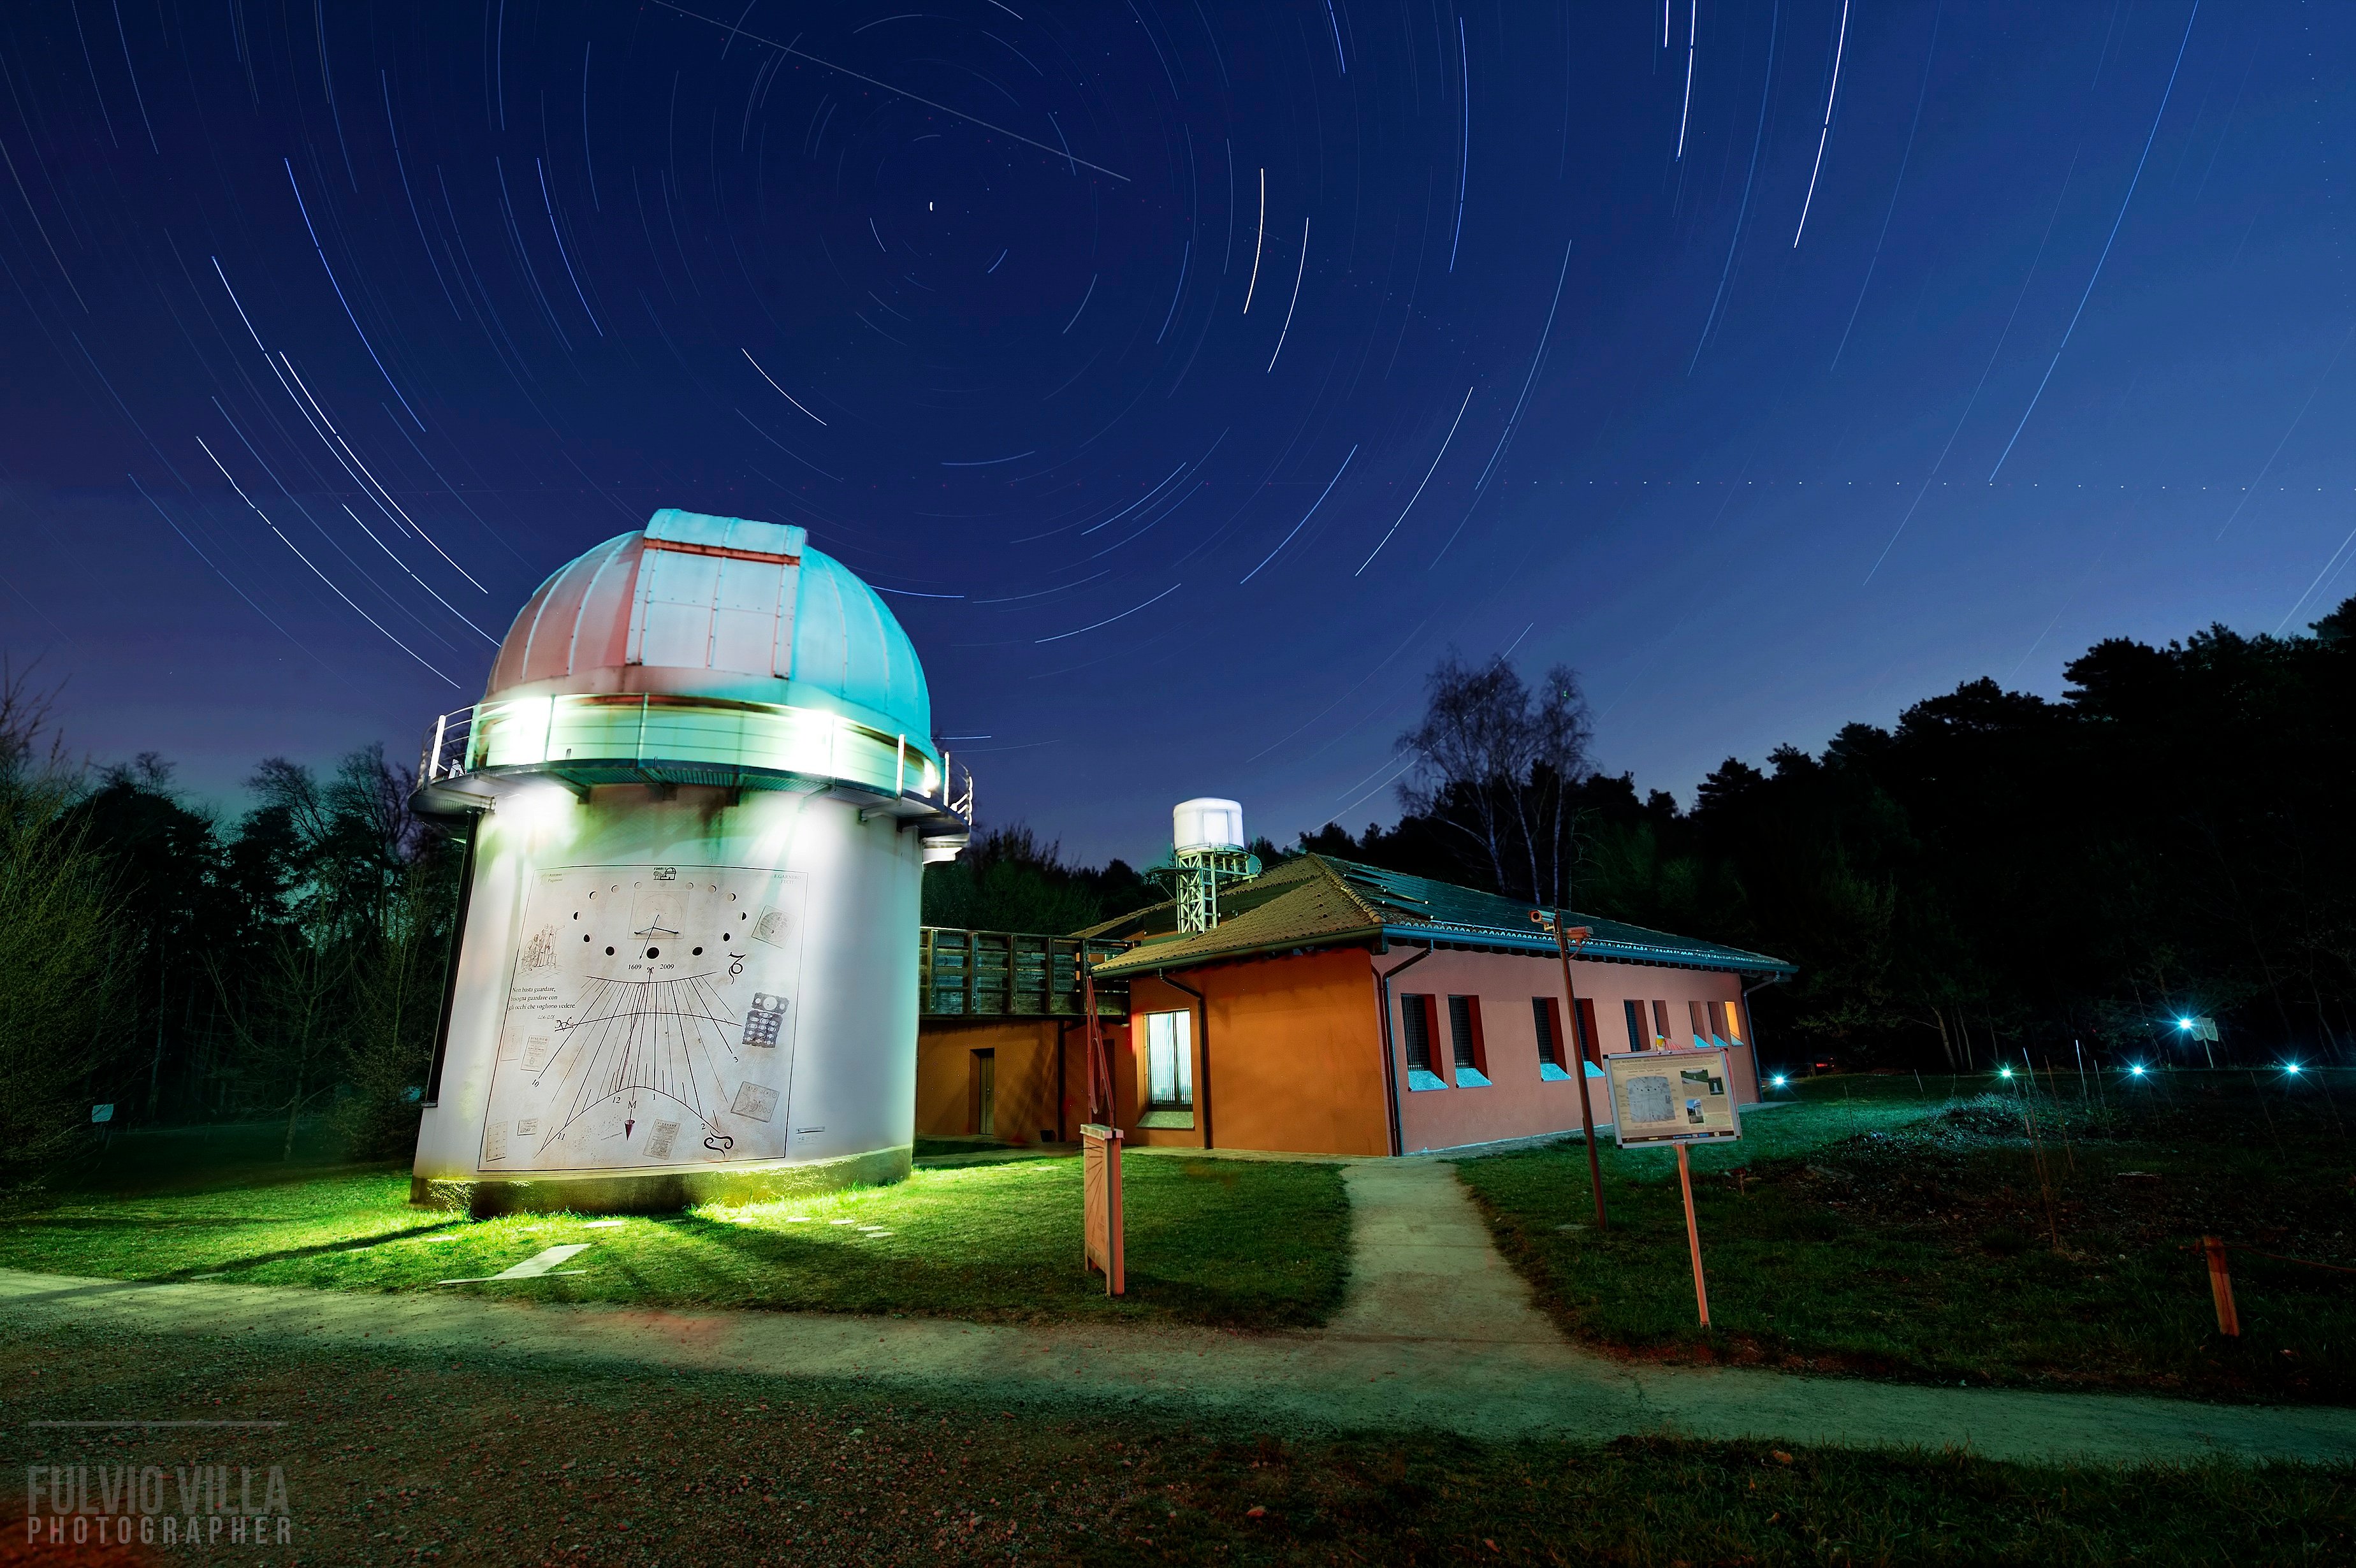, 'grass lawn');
8,1315,2352,1566
1458,1069,2356,1403
0,1134,1349,1330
